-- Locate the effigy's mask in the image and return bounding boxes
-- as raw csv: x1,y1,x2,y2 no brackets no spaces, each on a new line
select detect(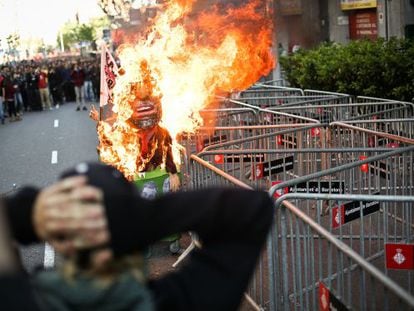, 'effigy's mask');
127,83,162,130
